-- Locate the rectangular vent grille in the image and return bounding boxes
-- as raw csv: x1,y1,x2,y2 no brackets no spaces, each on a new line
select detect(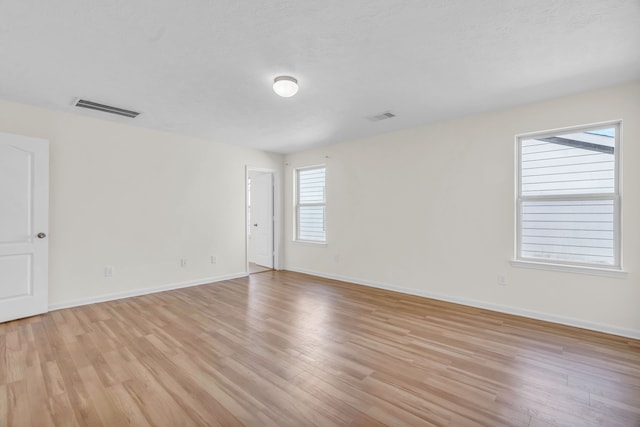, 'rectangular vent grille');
367,111,396,122
74,99,140,118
